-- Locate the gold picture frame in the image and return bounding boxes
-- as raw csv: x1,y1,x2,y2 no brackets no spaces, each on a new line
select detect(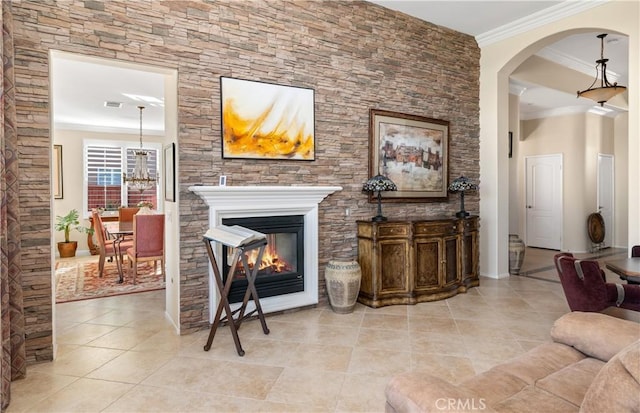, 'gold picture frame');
369,109,449,202
220,77,315,160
